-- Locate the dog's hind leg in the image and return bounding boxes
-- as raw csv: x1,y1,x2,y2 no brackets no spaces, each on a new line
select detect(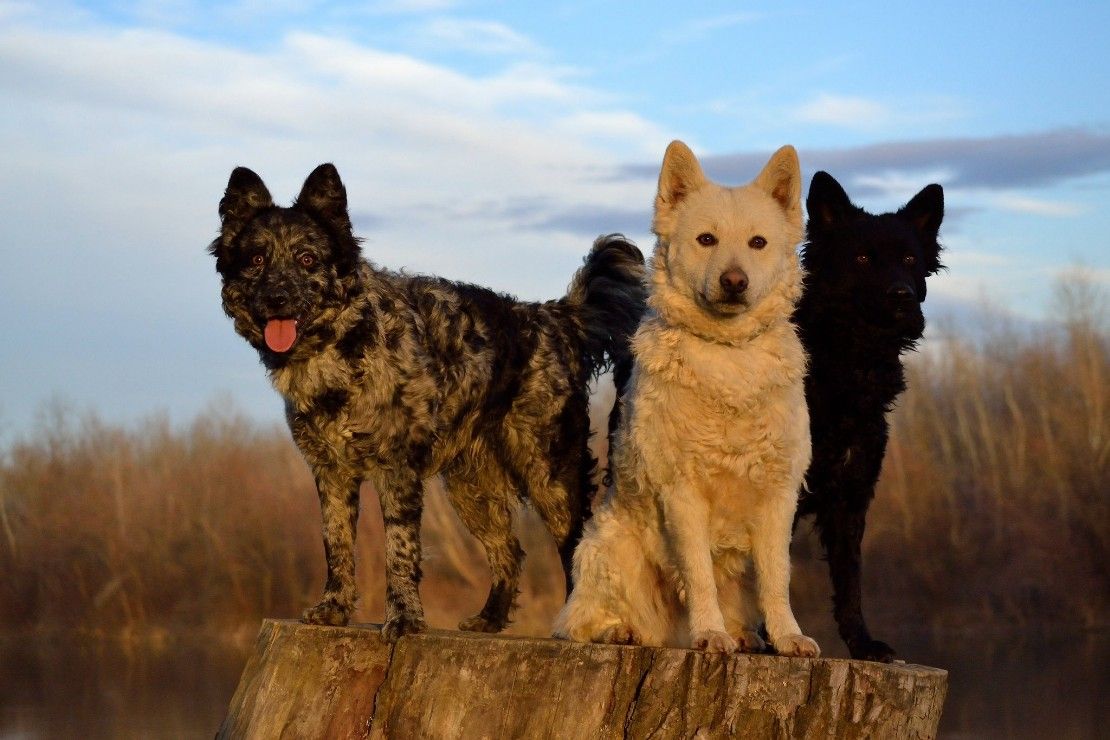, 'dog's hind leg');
443,463,524,633
369,469,427,642
519,408,593,599
530,473,587,600
817,501,895,662
302,469,362,627
552,509,665,646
